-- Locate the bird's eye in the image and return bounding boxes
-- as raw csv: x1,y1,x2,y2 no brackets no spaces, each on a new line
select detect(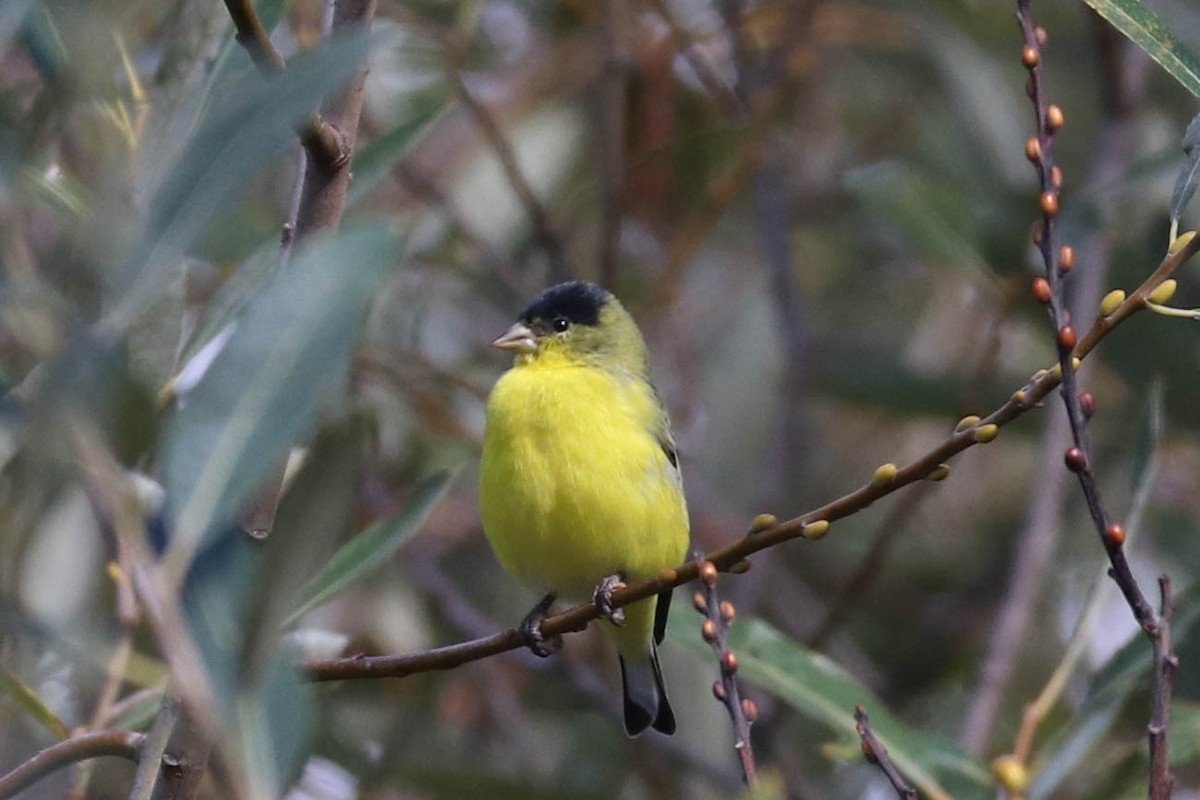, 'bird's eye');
551,317,571,333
